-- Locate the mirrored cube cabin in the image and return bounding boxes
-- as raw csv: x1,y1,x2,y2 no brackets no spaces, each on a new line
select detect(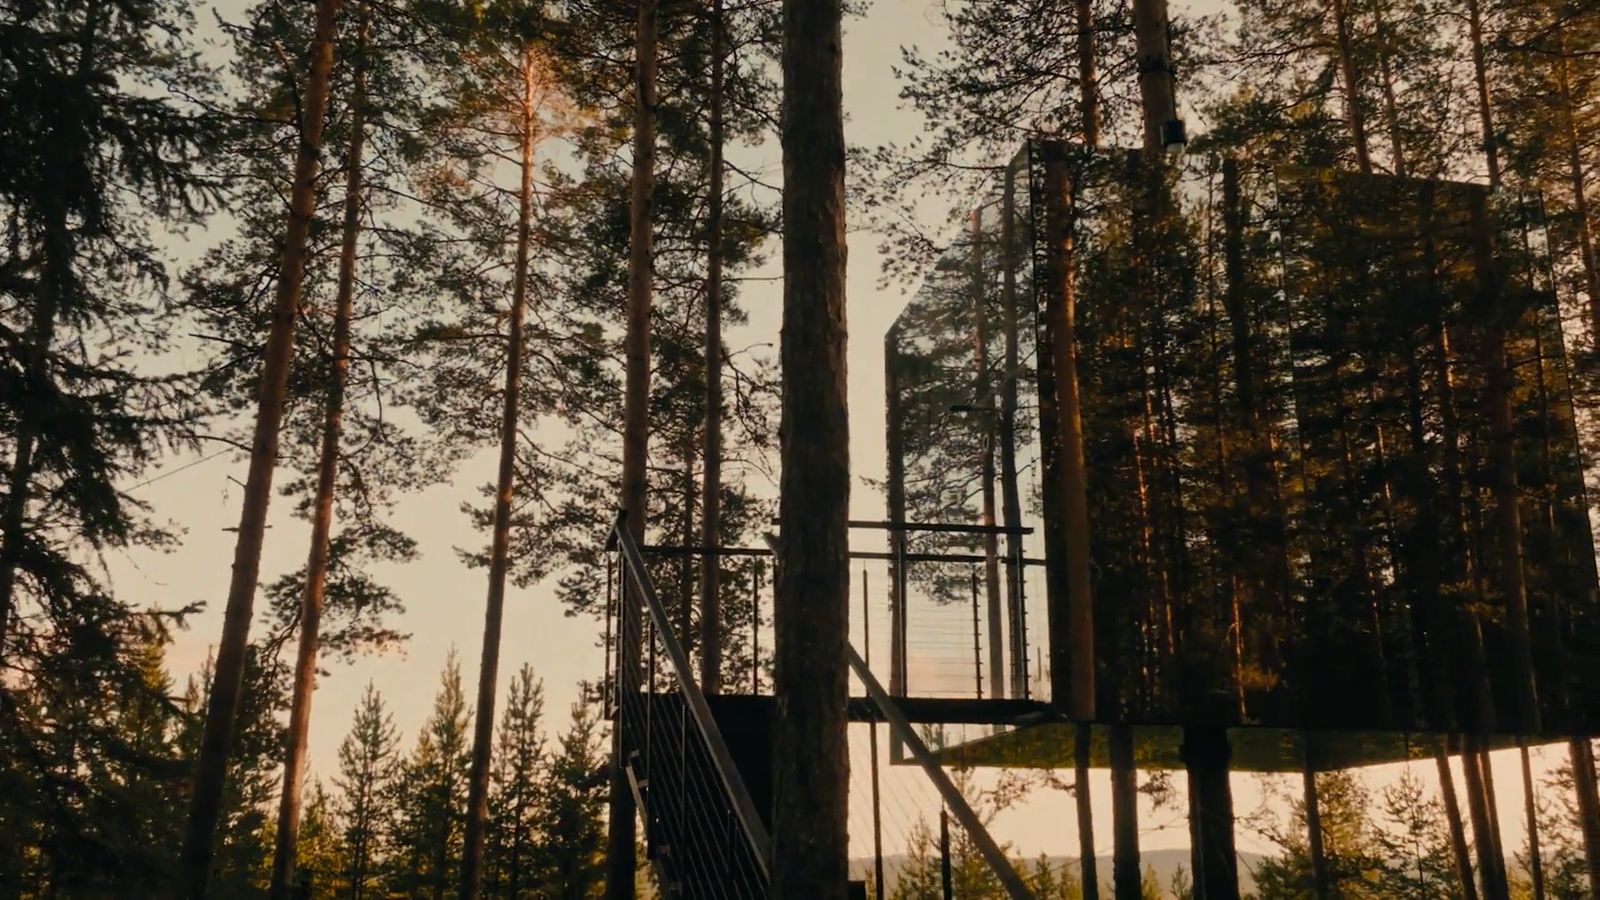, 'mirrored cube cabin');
885,140,1600,770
